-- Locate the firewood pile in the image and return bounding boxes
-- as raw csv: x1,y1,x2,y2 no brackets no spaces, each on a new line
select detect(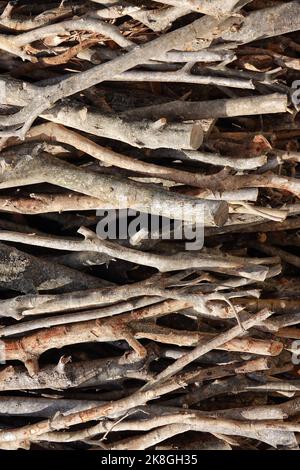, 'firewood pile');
0,0,300,451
